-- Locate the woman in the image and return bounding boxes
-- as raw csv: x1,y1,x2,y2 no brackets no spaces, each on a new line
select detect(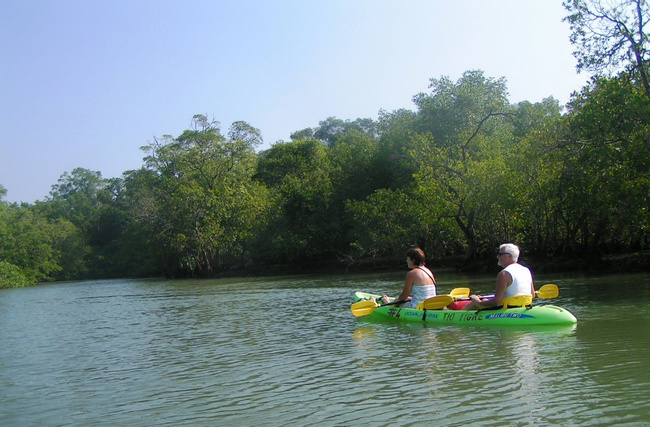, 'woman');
381,247,437,308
